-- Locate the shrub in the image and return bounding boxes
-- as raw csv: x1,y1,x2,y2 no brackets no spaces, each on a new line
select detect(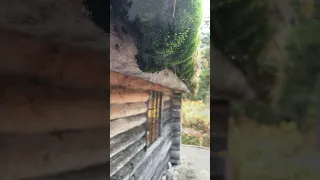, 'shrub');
182,99,210,147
